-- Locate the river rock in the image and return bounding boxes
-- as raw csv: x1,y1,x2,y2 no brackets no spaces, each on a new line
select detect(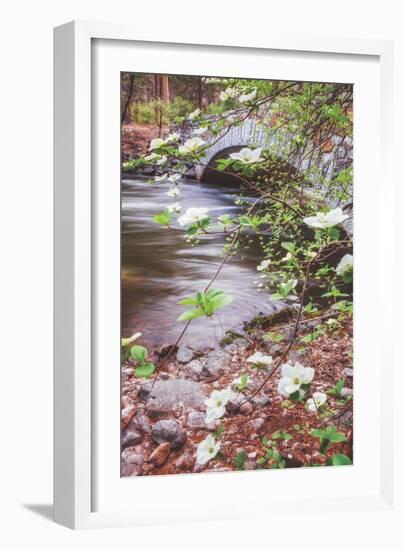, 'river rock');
187,411,207,430
121,447,144,466
121,463,143,476
251,394,271,408
343,367,354,378
175,453,195,471
149,442,171,466
176,346,194,363
183,359,203,381
200,350,231,379
139,379,206,418
135,410,152,434
240,401,254,415
224,338,249,354
121,404,135,427
250,417,266,432
121,421,143,449
288,348,309,364
151,419,187,450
